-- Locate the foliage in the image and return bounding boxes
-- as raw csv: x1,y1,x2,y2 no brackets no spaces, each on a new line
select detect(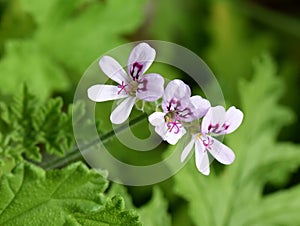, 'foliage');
0,162,141,226
0,0,147,99
108,184,171,226
173,55,300,226
0,86,74,166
